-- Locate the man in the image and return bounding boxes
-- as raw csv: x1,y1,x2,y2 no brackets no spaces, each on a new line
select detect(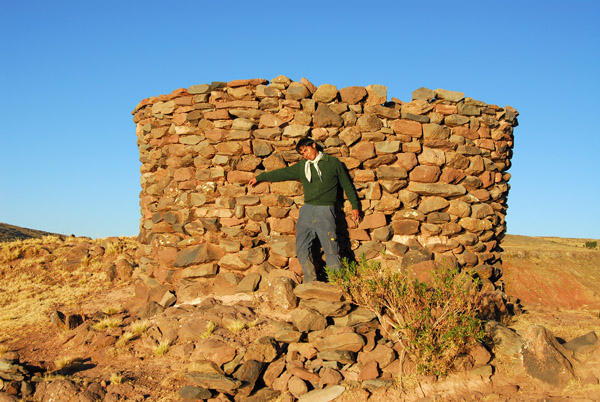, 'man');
248,138,360,282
